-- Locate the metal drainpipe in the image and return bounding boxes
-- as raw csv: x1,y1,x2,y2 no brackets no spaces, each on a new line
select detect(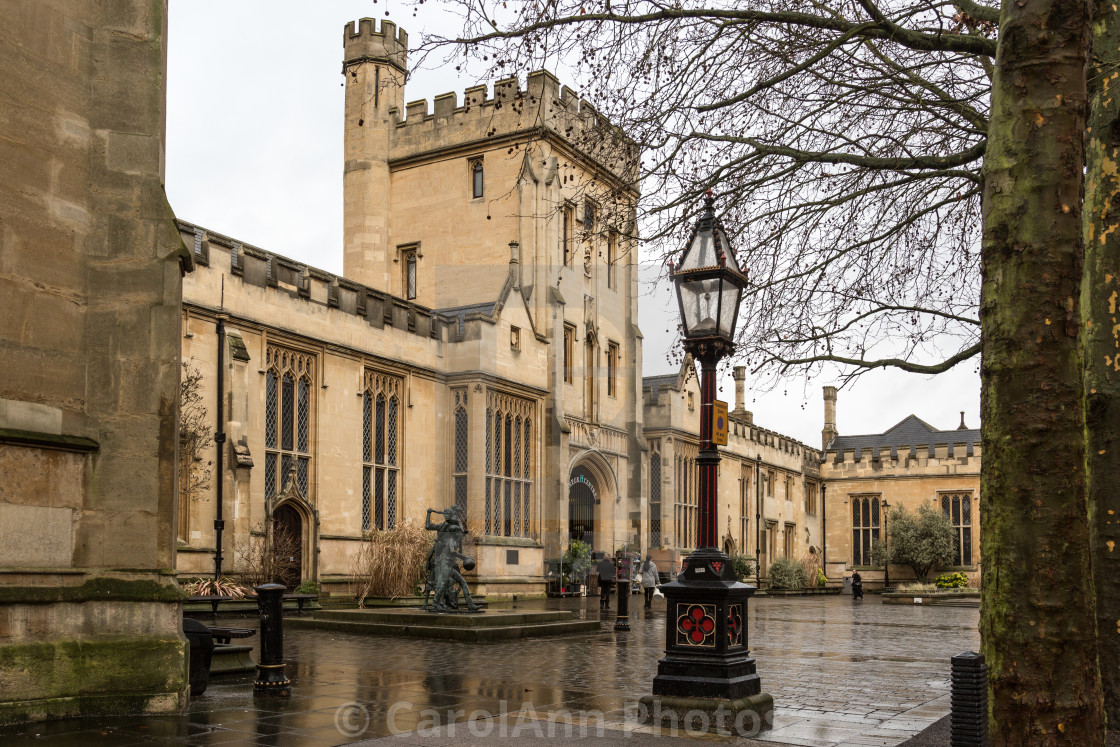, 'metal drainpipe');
214,315,227,579
821,483,827,568
756,454,762,588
